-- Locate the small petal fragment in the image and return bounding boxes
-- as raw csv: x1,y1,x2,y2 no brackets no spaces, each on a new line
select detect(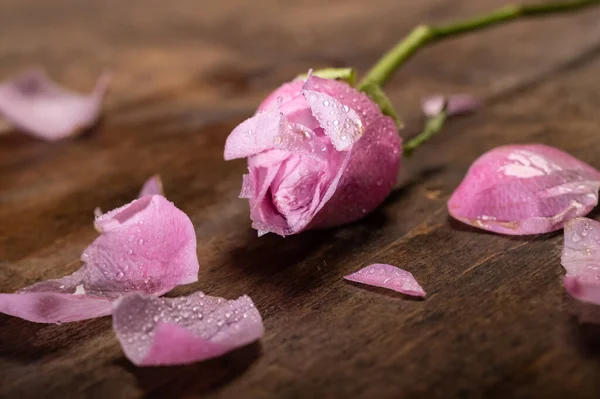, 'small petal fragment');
422,94,479,118
562,217,600,305
302,81,364,151
448,144,600,235
139,175,164,197
0,68,111,141
113,292,264,366
344,263,426,297
0,195,199,323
